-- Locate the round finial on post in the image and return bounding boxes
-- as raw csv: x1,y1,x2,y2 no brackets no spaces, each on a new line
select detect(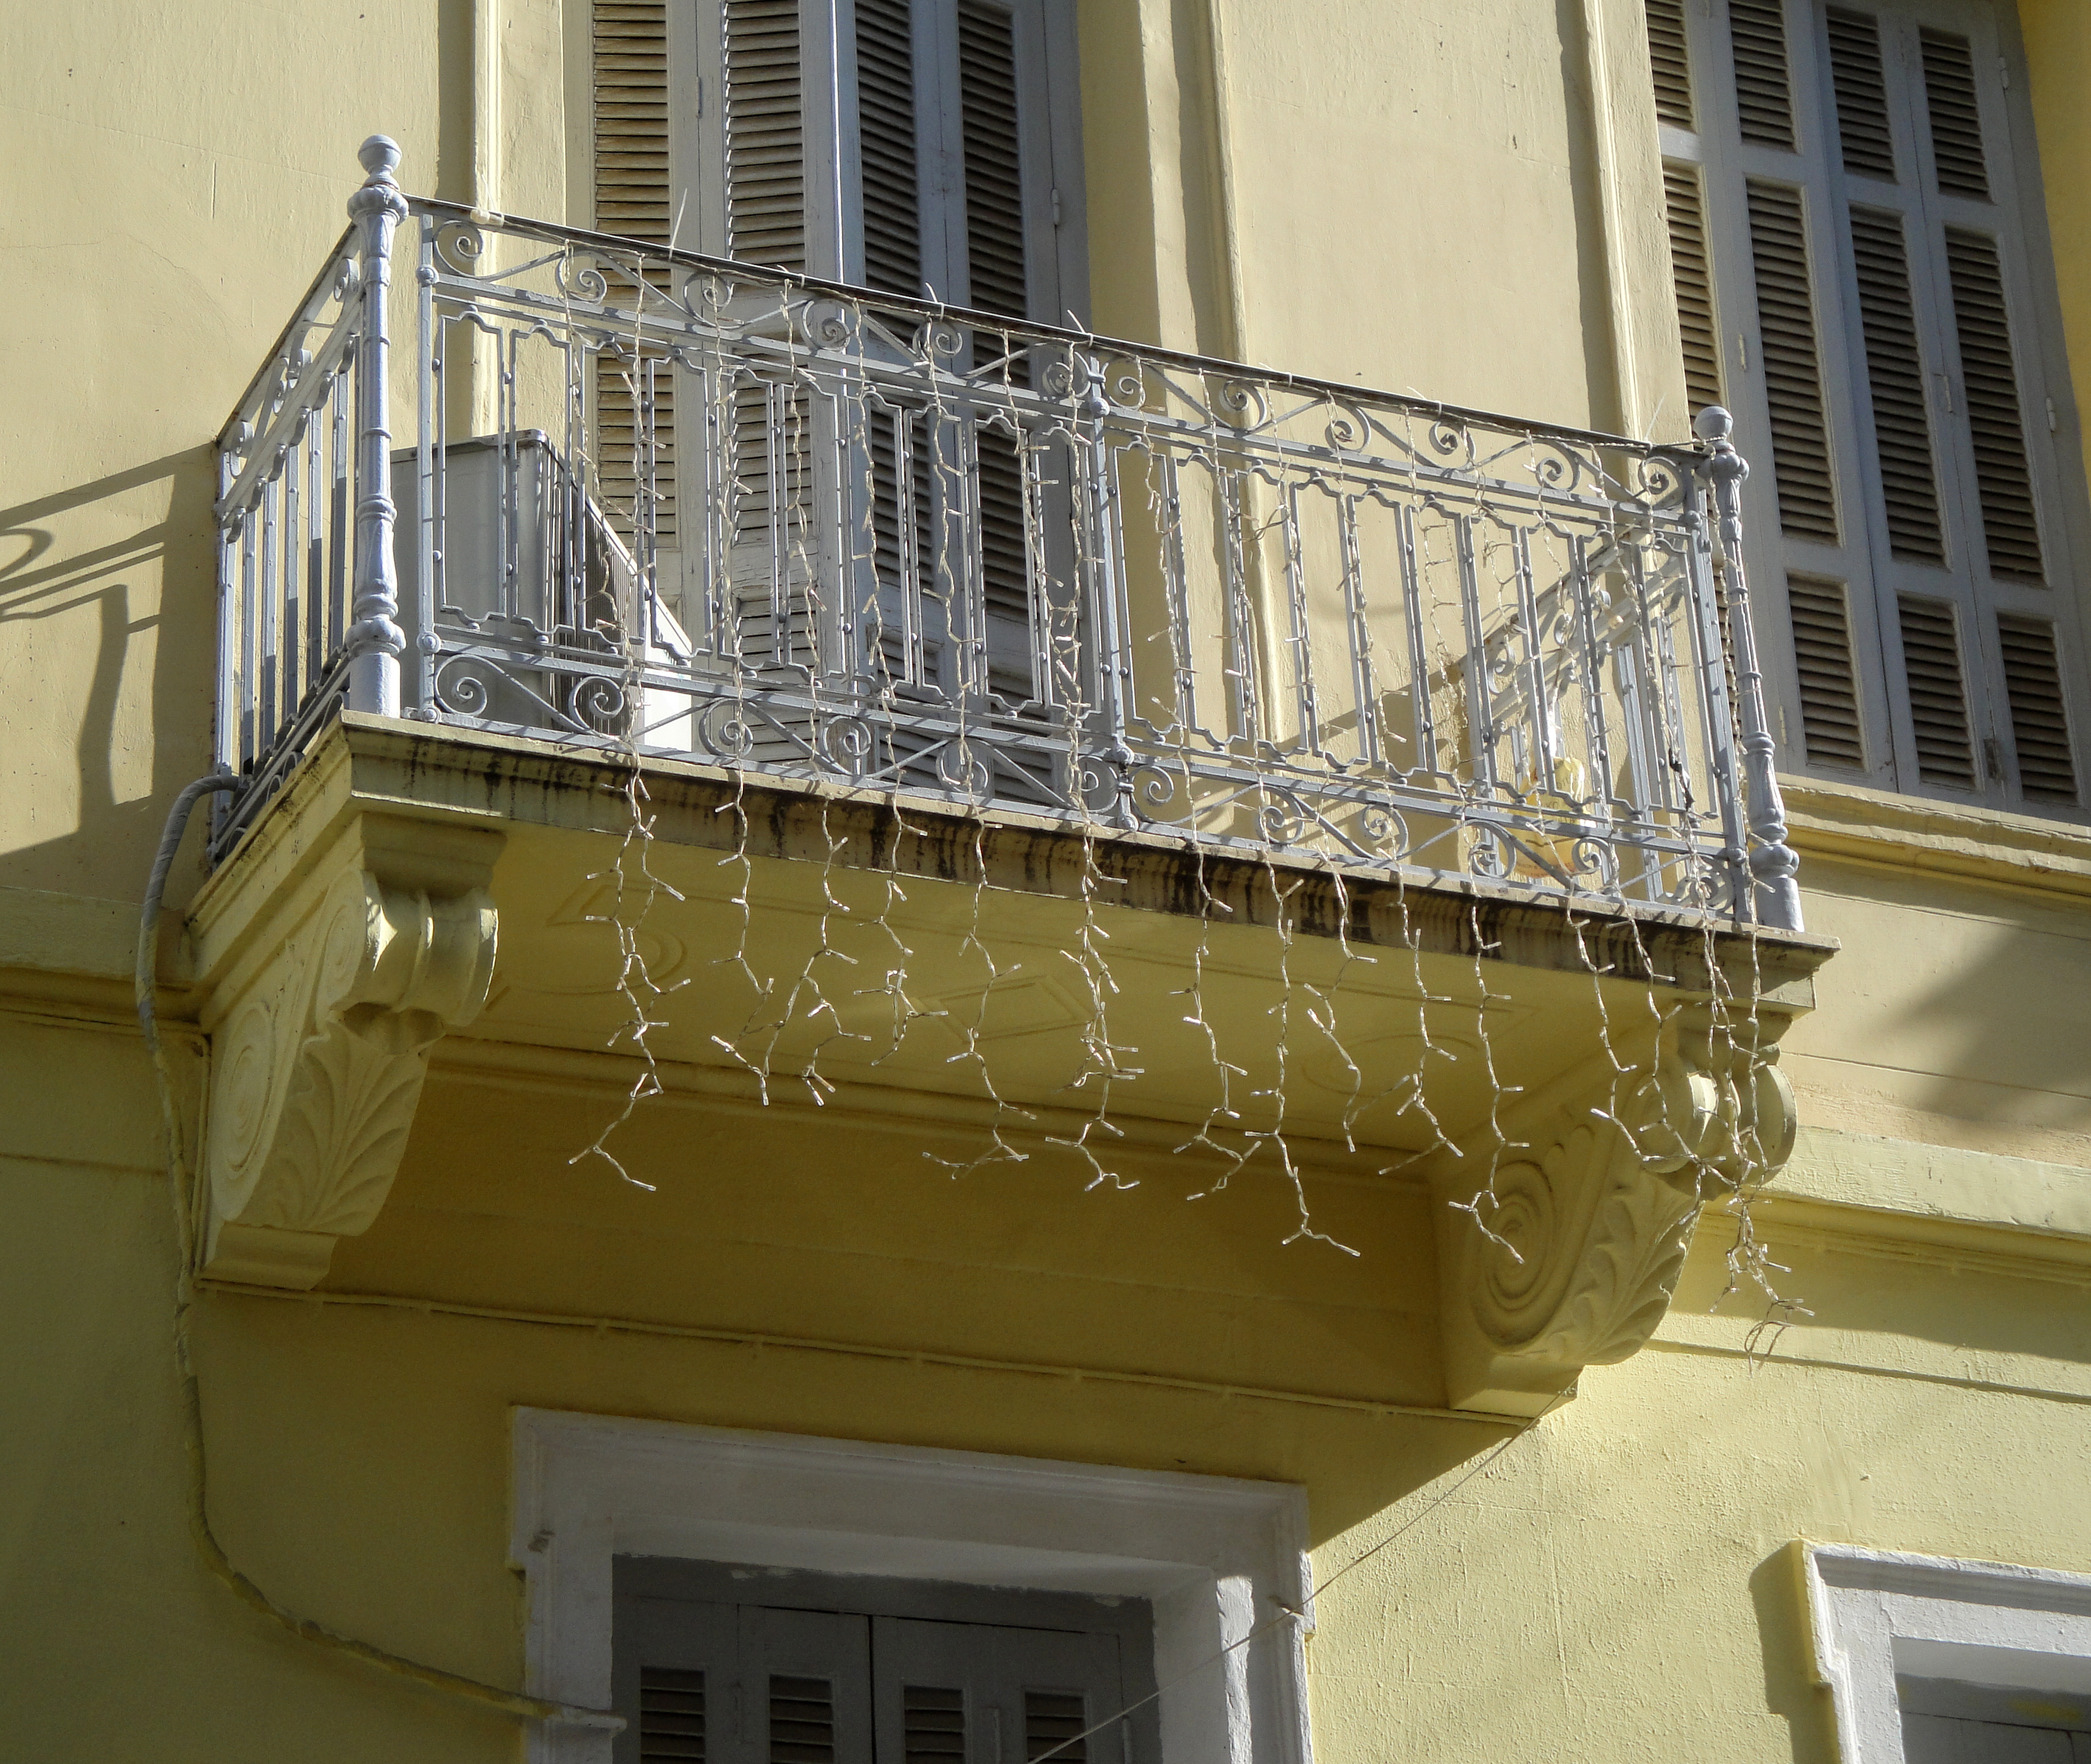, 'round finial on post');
1693,405,1734,445
358,135,402,184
